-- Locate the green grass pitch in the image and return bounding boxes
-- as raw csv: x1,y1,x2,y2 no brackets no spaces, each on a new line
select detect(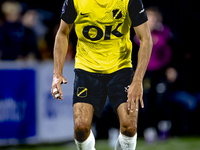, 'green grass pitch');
5,137,200,150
